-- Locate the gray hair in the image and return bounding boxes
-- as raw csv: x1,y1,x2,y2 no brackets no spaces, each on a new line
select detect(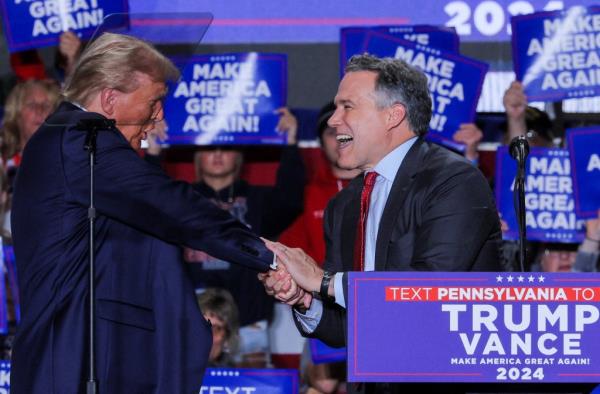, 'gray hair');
345,53,431,136
63,32,180,106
